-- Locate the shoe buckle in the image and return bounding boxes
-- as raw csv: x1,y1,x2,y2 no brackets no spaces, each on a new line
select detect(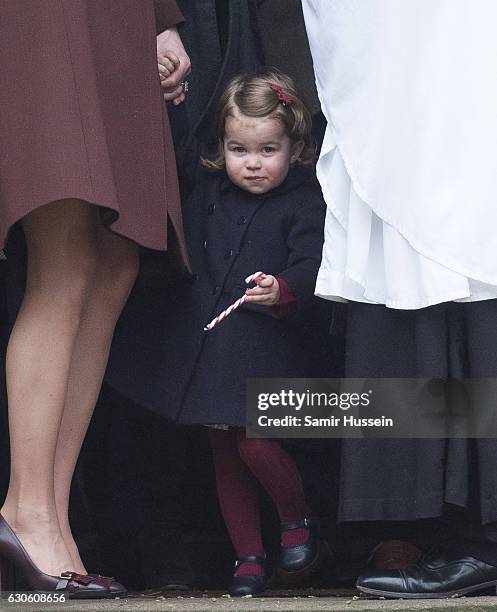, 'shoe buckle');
60,571,73,579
